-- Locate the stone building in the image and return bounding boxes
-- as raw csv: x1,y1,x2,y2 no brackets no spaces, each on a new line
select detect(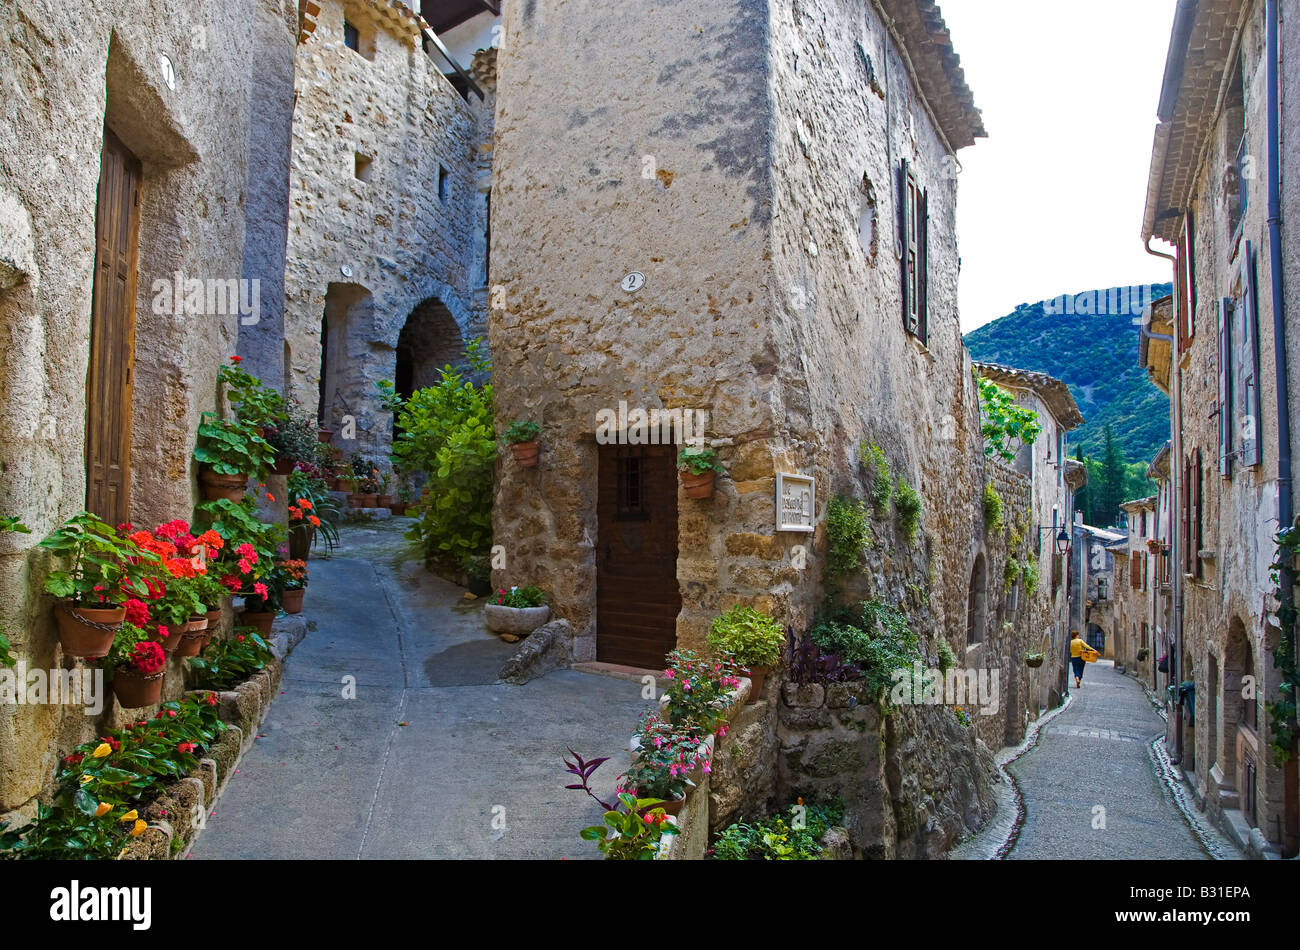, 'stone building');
486,0,1055,854
1114,494,1160,685
1138,0,1300,856
970,362,1086,714
0,0,298,817
284,0,497,461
